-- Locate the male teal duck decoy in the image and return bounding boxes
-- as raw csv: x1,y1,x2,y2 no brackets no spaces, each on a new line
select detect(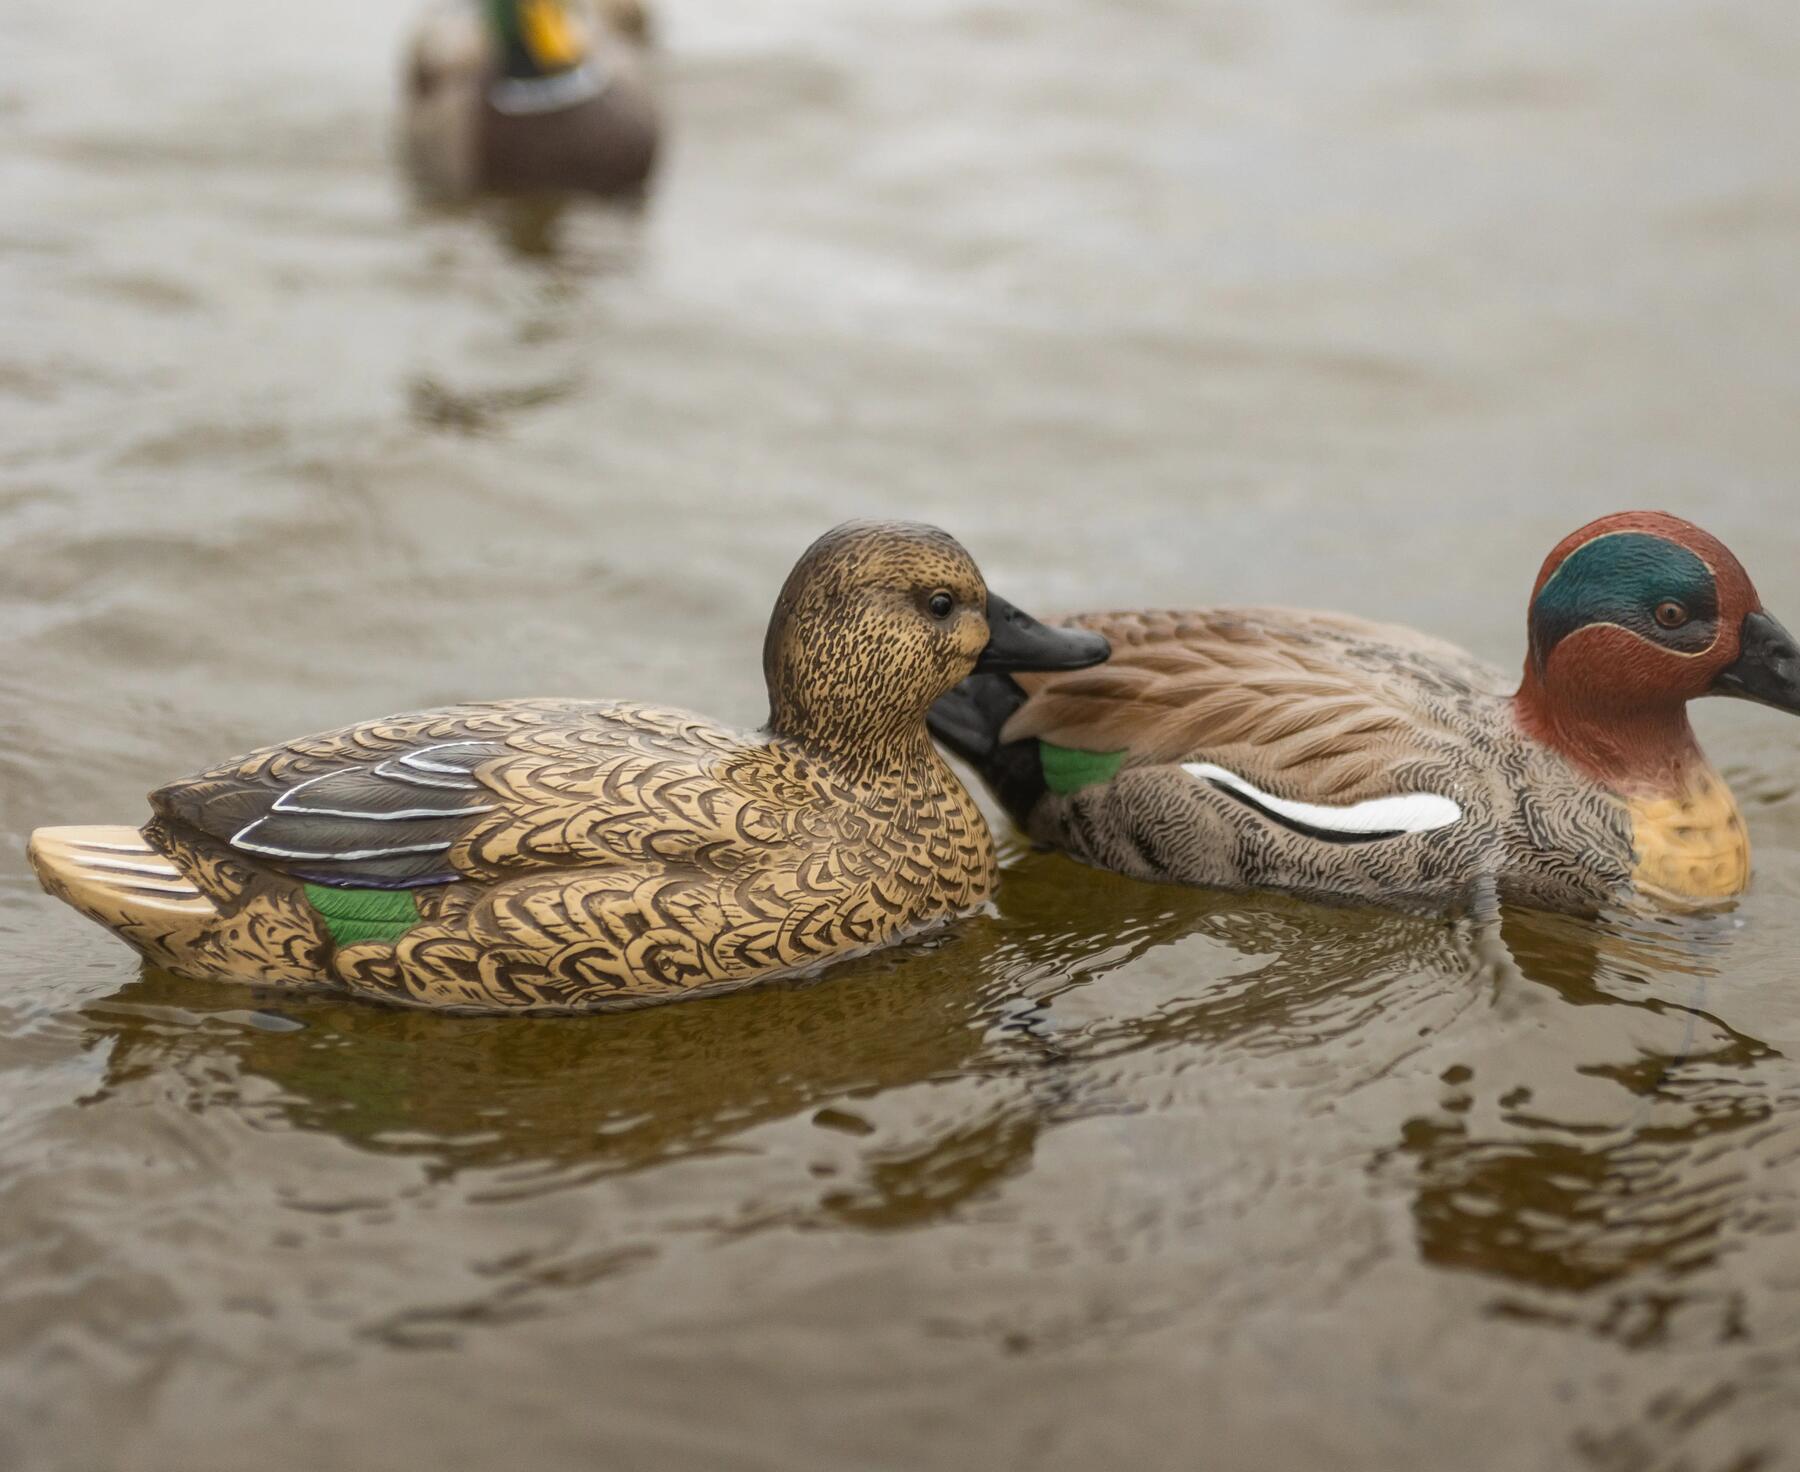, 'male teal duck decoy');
929,512,1800,914
28,523,1109,1013
402,0,658,203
